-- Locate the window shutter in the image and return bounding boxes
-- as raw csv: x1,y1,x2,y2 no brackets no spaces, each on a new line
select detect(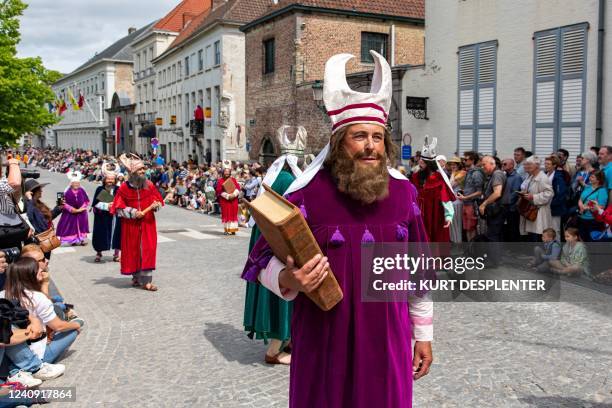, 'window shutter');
458,47,475,152
559,27,586,159
534,32,557,158
533,24,586,159
457,41,497,154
